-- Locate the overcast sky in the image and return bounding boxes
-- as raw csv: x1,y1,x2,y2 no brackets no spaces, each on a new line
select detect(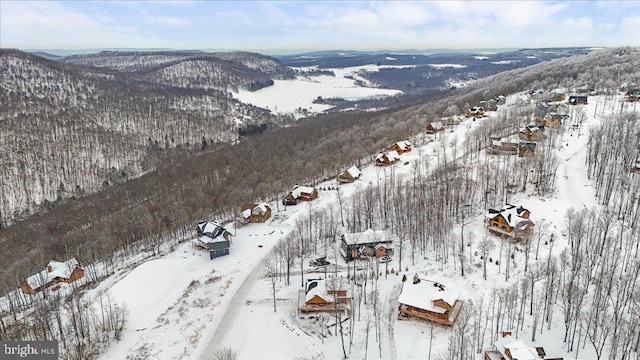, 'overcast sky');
1,1,638,54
